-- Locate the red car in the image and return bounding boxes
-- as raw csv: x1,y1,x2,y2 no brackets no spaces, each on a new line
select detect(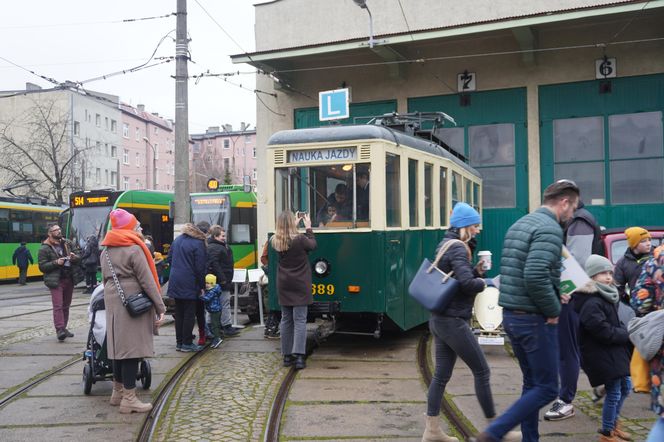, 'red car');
601,227,664,264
